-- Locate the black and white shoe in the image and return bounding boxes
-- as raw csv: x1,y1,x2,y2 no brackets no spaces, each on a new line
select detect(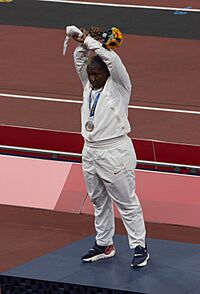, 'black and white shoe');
131,245,149,267
81,242,115,262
